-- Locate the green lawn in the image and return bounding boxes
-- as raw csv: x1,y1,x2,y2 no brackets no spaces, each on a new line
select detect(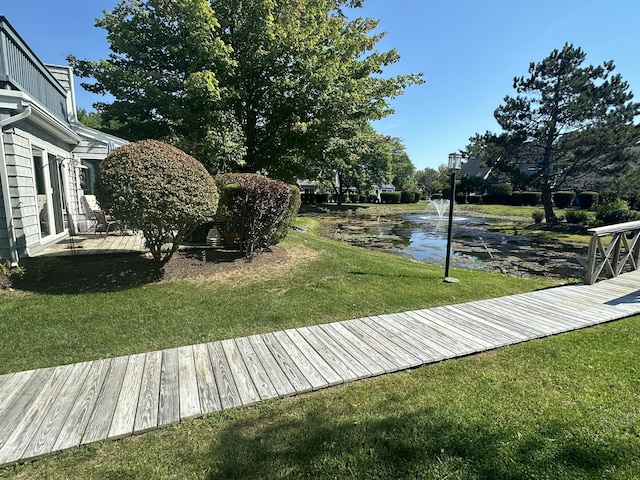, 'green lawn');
3,315,639,479
0,226,551,375
2,214,639,479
